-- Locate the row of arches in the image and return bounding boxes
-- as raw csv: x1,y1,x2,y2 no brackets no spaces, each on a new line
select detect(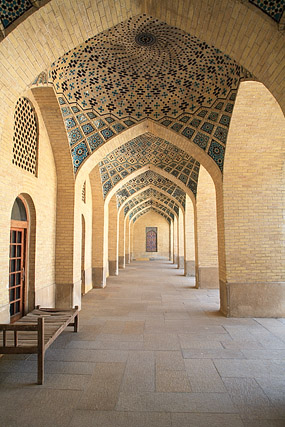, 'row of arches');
1,79,283,323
